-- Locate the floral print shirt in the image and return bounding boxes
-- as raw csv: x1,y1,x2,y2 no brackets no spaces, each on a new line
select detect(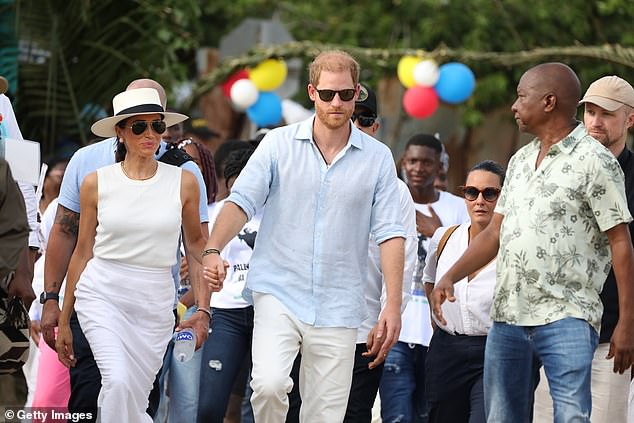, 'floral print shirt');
493,123,631,332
